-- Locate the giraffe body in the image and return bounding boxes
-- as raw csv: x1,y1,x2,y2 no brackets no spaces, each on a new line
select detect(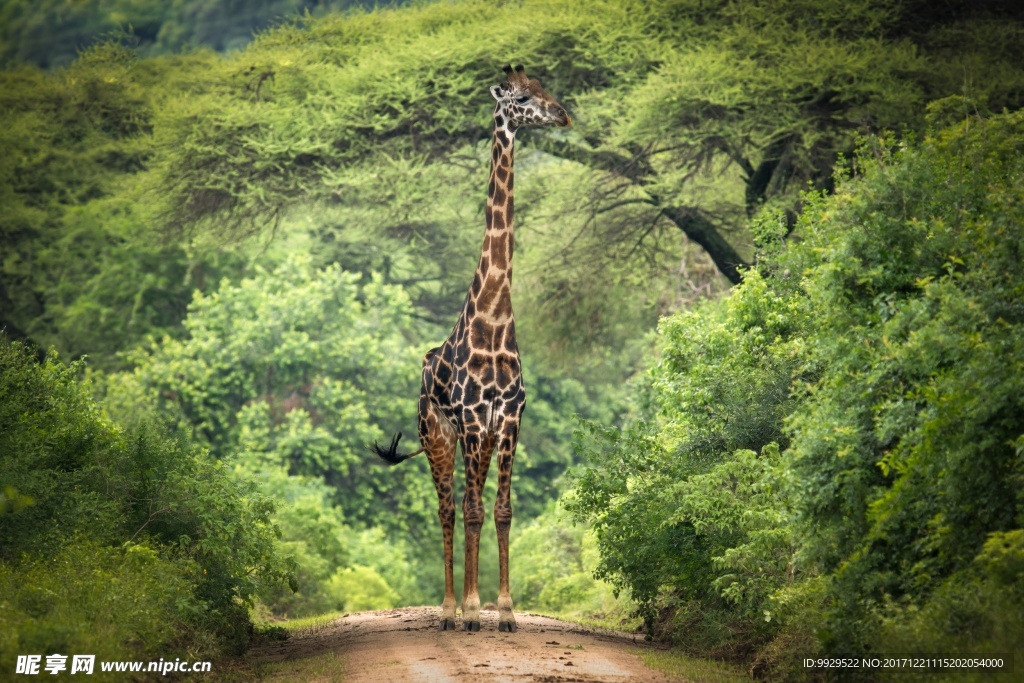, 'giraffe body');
373,64,570,632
